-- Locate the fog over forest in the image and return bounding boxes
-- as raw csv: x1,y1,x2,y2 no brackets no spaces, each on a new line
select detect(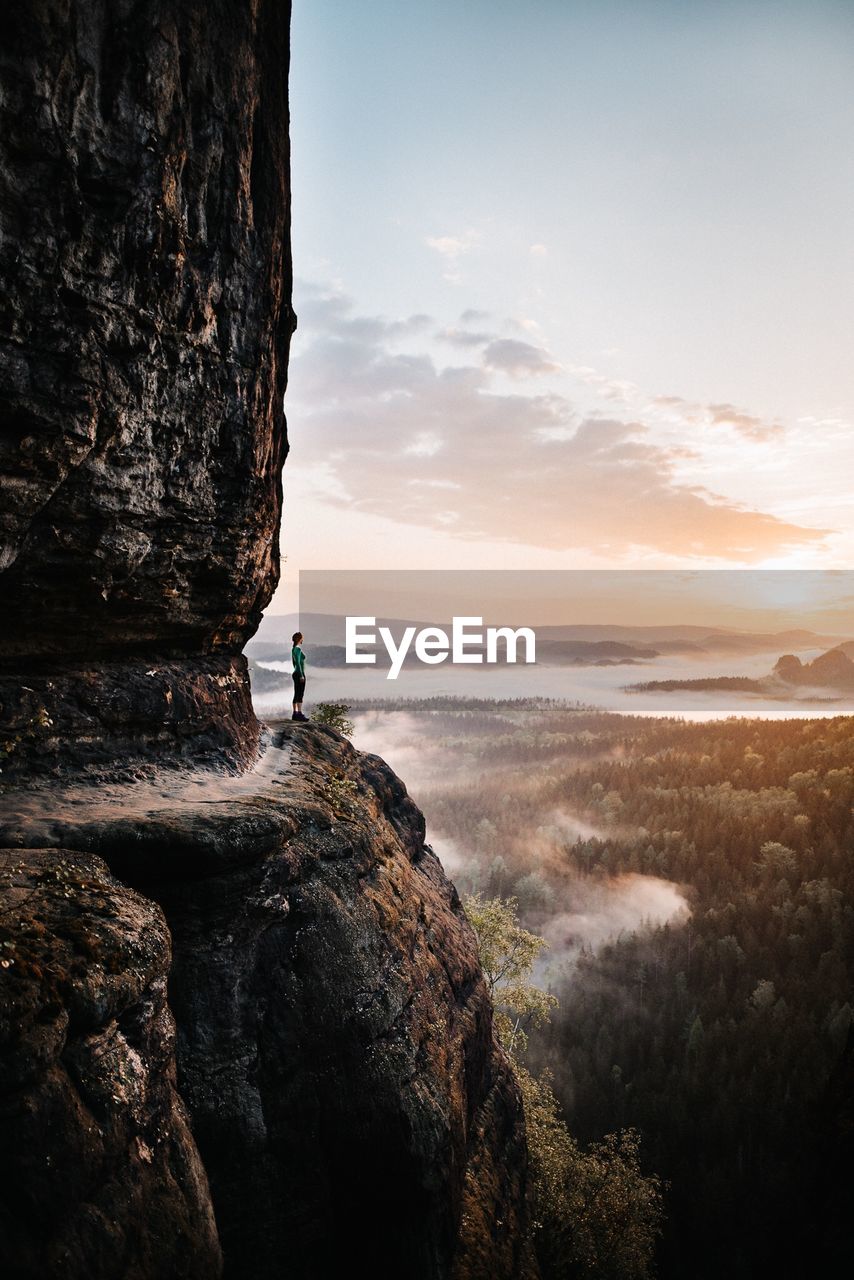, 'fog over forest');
353,708,691,979
255,643,854,718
